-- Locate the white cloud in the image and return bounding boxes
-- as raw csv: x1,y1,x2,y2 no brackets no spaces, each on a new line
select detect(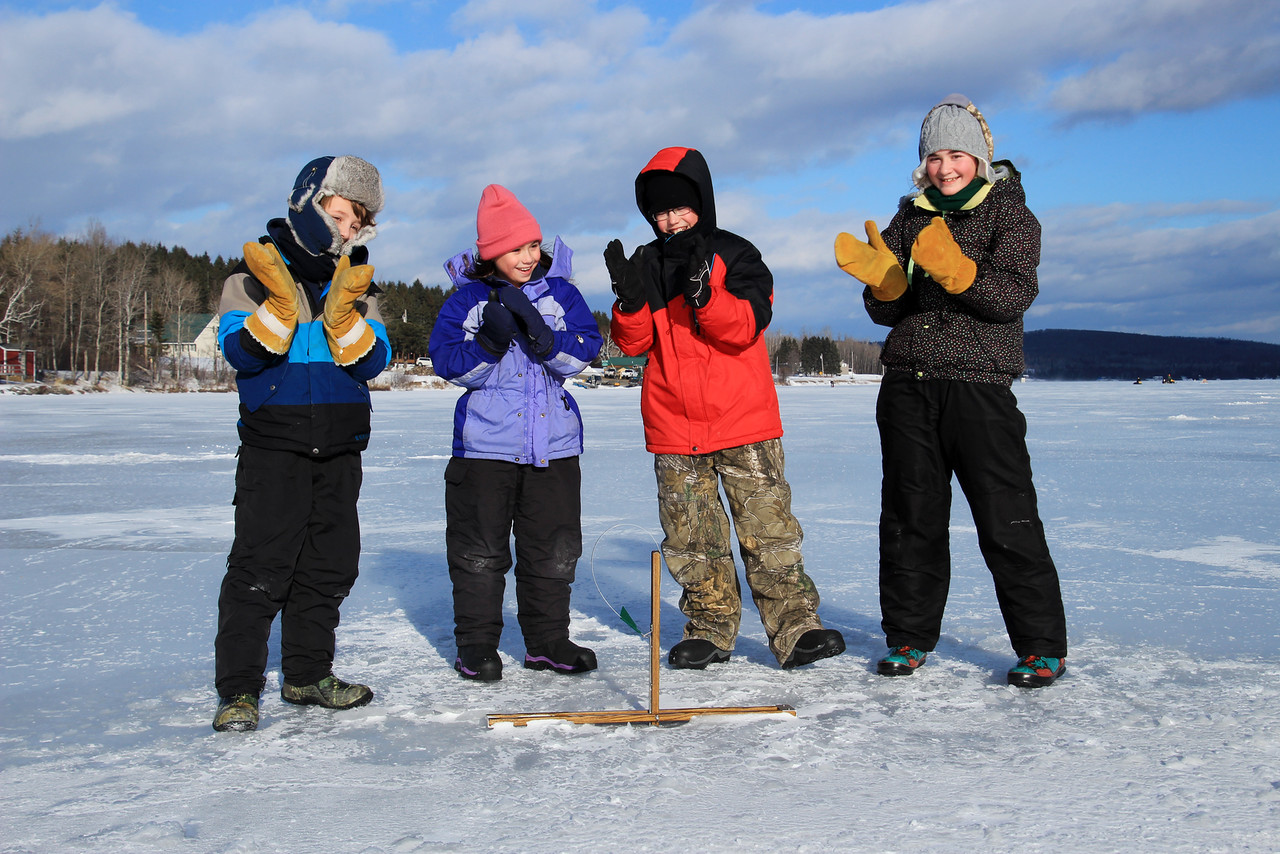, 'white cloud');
1050,20,1280,119
1,0,1278,342
1034,207,1280,340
